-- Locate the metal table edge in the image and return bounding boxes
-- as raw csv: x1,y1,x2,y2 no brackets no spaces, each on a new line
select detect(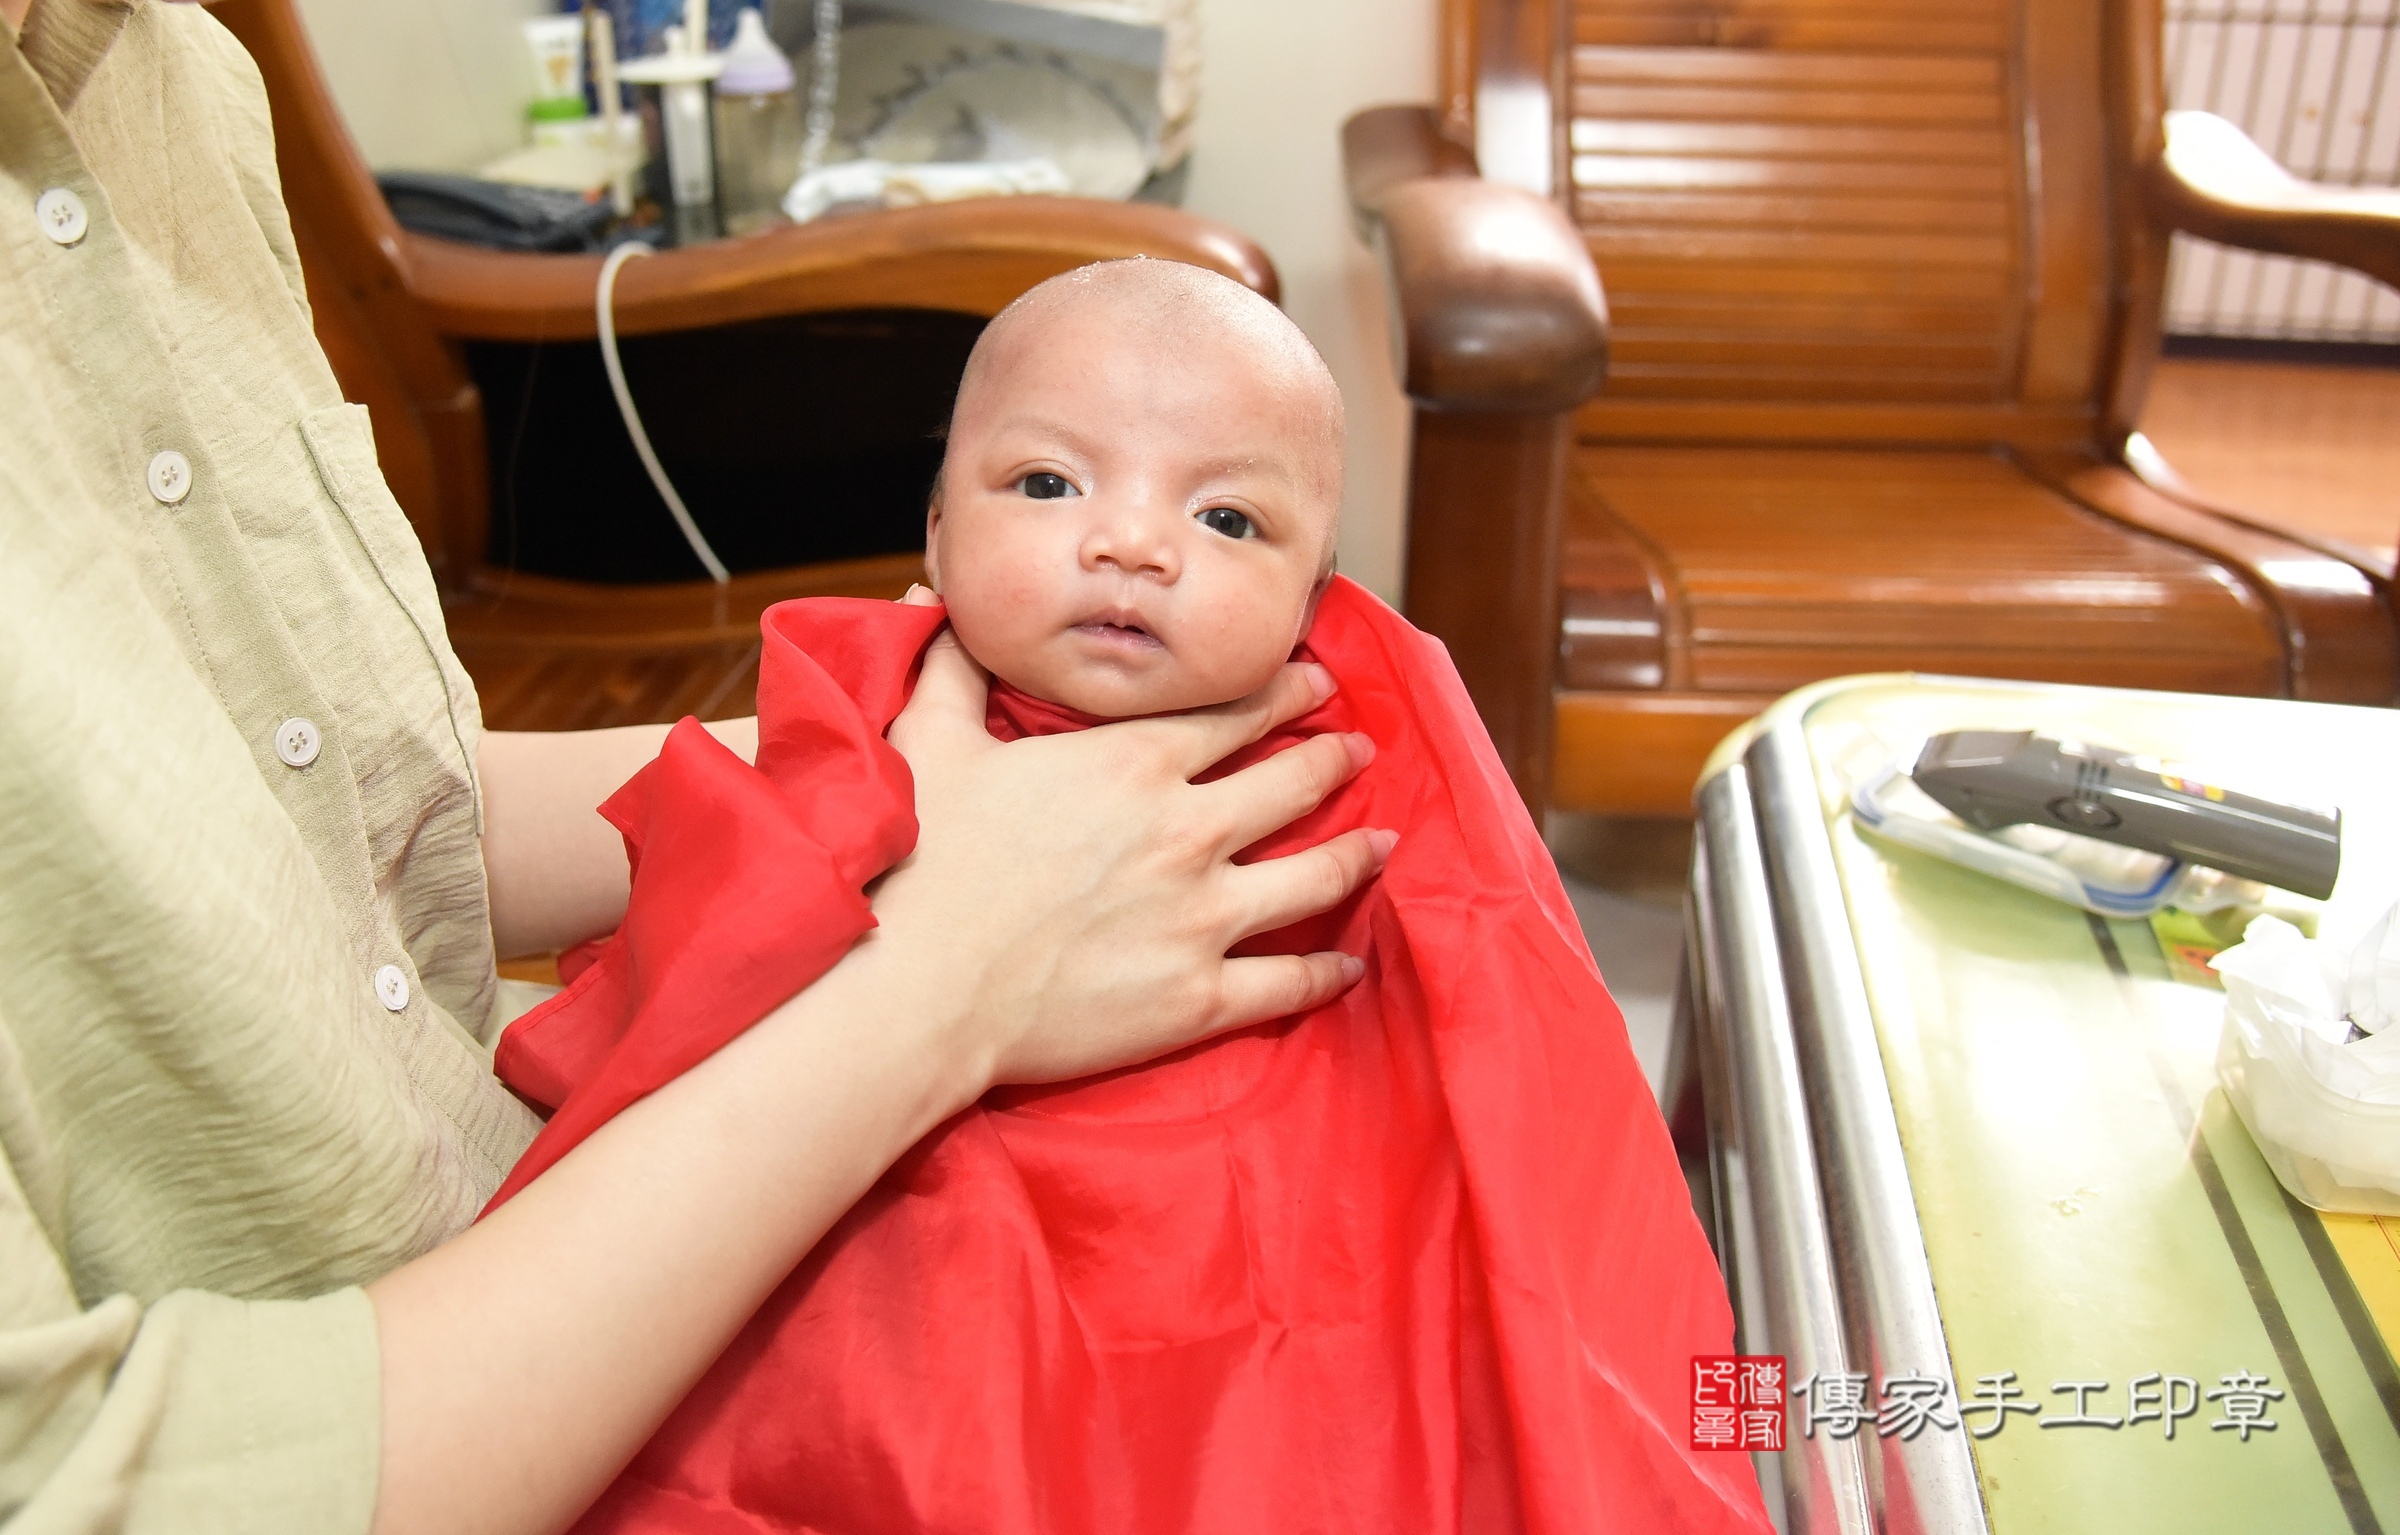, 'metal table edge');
1741,702,1992,1535
1693,764,1876,1535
